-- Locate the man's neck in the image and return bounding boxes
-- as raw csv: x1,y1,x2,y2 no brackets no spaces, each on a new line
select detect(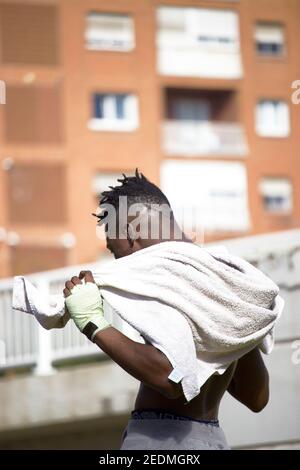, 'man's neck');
139,233,193,250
